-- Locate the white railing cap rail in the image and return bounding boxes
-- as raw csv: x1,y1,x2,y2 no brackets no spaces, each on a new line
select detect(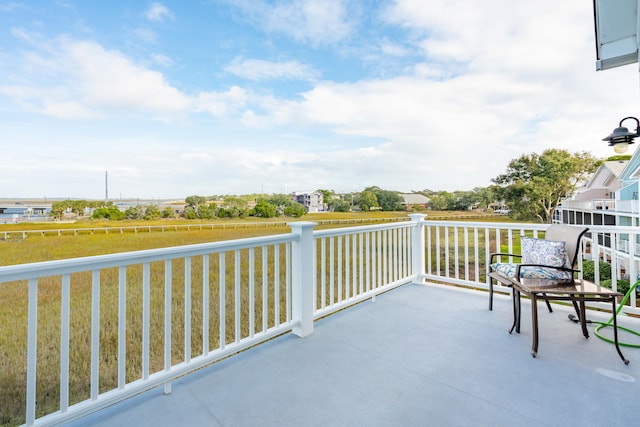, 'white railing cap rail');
0,232,296,283
313,221,413,238
422,220,549,230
